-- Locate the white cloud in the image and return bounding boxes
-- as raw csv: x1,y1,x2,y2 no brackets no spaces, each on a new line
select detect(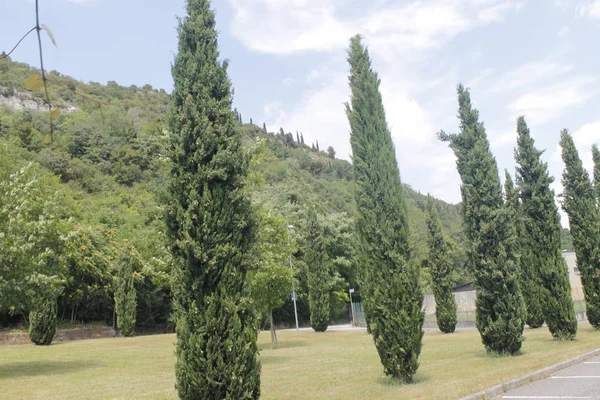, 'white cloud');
491,131,516,149
508,76,598,125
558,25,570,37
490,61,573,93
572,121,600,171
228,0,524,55
578,0,600,18
477,0,524,23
